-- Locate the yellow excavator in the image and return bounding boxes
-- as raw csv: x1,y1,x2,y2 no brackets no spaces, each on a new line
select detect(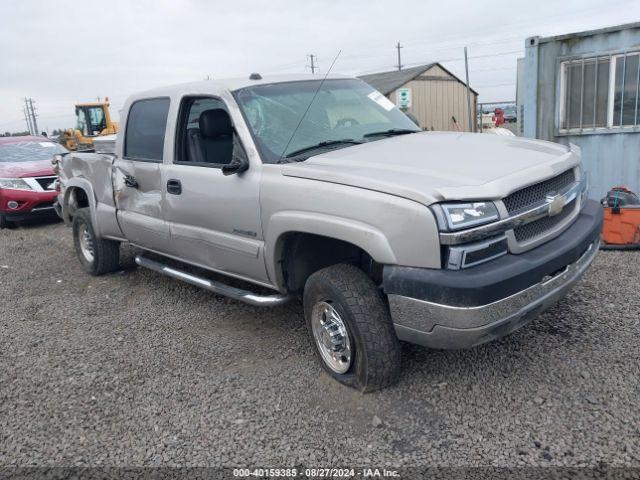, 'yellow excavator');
61,99,118,151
